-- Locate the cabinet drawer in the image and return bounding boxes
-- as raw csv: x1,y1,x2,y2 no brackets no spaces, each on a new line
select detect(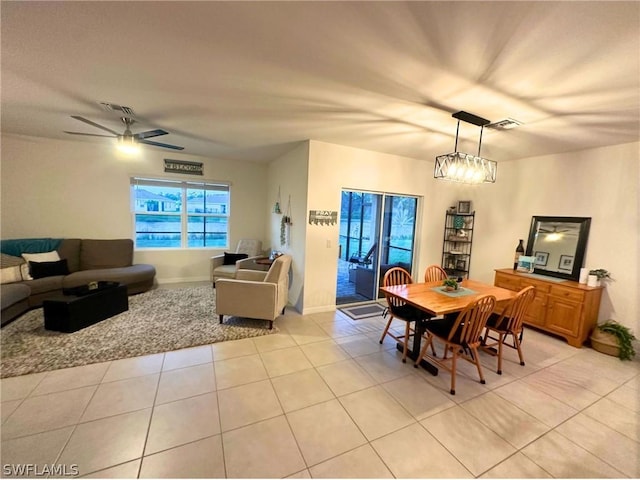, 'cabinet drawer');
494,273,520,291
550,285,585,302
520,278,551,294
